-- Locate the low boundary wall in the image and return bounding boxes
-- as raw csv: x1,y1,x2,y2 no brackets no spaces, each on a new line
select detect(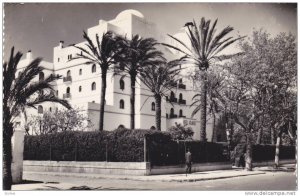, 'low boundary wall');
23,161,150,176
23,159,295,176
